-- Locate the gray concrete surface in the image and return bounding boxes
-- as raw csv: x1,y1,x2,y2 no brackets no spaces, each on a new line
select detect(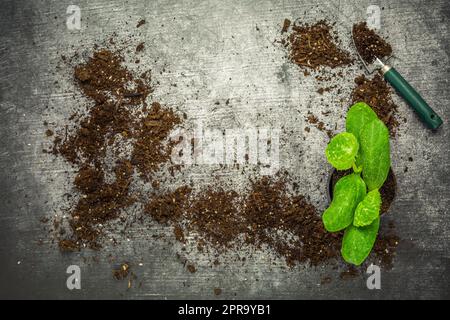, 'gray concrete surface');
0,0,449,299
